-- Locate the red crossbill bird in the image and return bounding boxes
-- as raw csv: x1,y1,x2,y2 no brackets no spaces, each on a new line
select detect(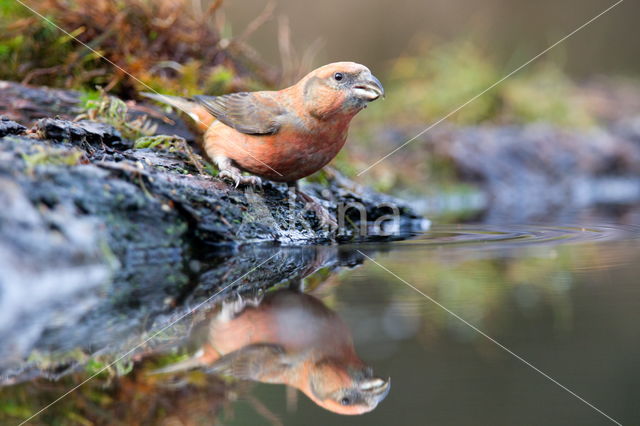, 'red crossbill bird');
142,62,384,228
154,289,390,415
